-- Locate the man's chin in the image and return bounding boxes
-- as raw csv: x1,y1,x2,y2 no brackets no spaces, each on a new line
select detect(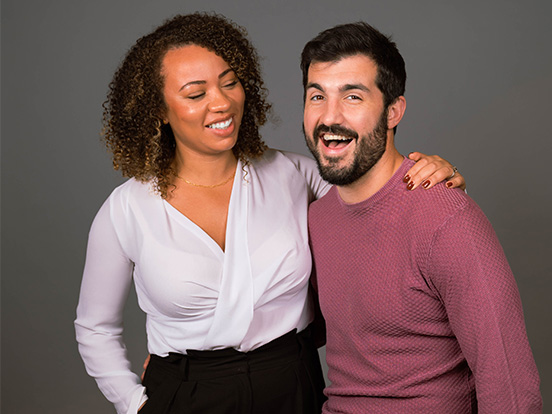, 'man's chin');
317,164,356,186
318,151,351,167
